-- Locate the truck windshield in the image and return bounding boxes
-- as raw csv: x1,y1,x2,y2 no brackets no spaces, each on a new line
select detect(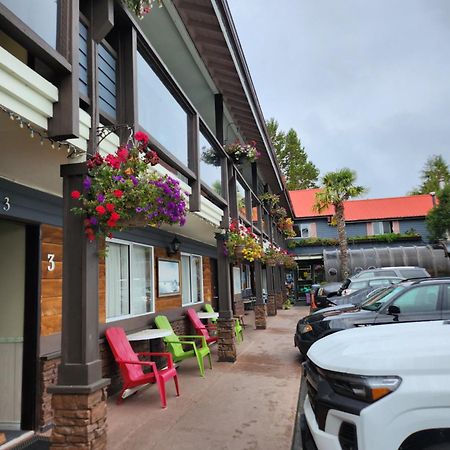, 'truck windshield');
361,286,405,311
